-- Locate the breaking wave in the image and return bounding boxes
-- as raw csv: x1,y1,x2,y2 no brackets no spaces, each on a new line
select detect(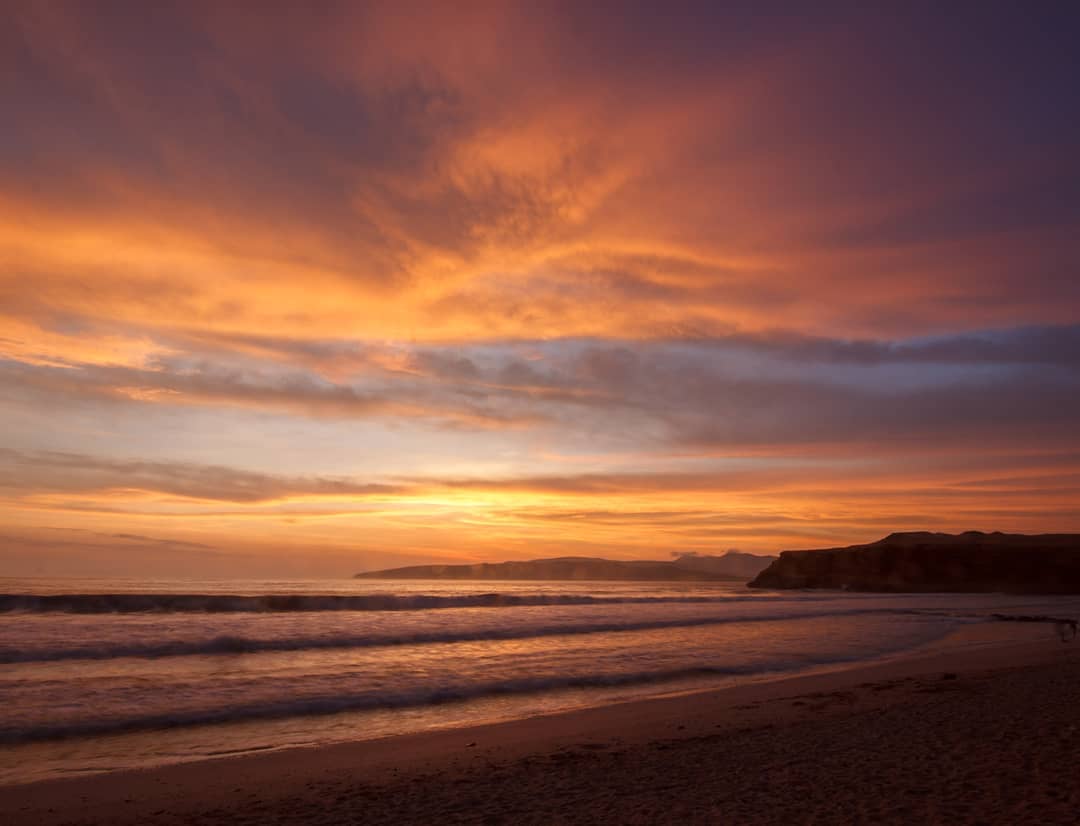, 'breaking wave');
0,655,876,744
0,592,766,614
0,606,936,663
